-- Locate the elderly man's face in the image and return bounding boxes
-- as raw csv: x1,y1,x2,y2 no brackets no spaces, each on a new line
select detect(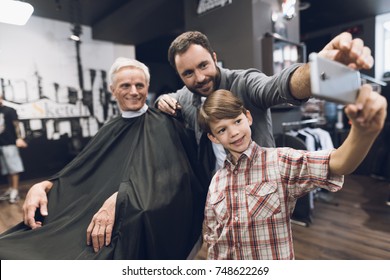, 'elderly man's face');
110,67,148,112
